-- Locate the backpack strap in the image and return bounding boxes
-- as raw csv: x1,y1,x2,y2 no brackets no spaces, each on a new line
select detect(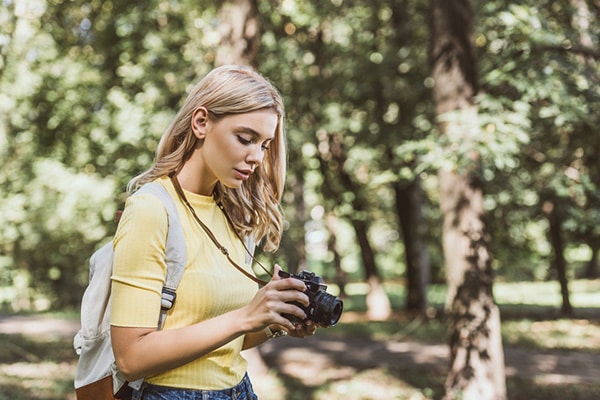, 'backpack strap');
125,182,187,393
135,182,187,330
